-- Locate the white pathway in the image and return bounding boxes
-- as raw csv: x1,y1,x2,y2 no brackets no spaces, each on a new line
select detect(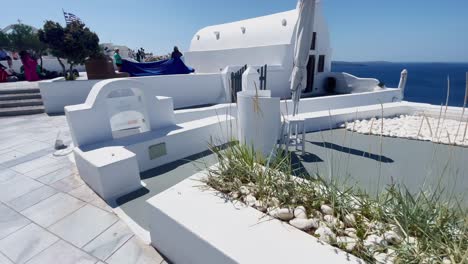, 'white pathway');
0,114,166,264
